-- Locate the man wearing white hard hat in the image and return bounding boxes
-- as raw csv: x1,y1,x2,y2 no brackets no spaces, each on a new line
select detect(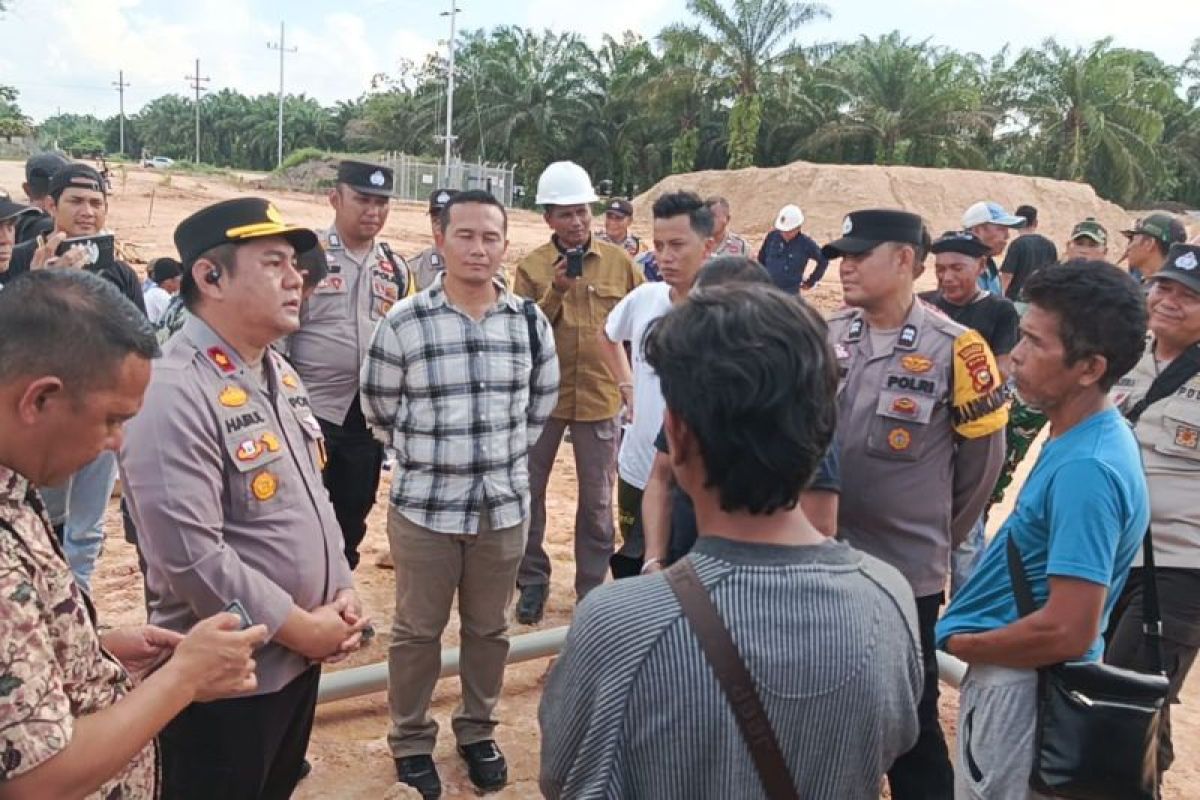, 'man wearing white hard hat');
962,201,1025,296
513,161,642,624
756,203,828,294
